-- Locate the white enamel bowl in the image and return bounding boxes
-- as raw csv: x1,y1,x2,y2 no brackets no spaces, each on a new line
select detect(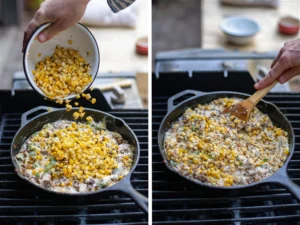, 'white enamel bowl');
23,23,100,100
